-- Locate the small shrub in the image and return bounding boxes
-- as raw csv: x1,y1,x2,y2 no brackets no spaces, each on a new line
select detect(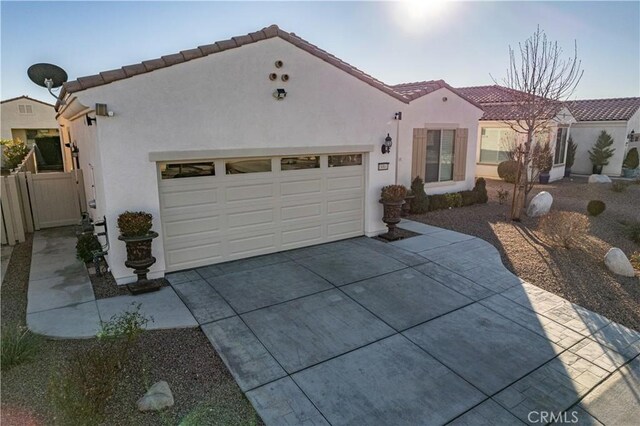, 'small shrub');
623,147,639,169
460,190,478,206
429,194,449,211
497,188,510,205
588,130,615,168
474,178,488,204
444,193,463,208
624,221,640,244
49,304,150,423
630,252,640,271
1,324,41,371
497,160,519,184
76,233,102,263
380,185,407,203
587,200,606,216
566,136,577,168
610,181,628,193
410,177,429,214
117,211,153,237
539,211,590,249
0,138,29,170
